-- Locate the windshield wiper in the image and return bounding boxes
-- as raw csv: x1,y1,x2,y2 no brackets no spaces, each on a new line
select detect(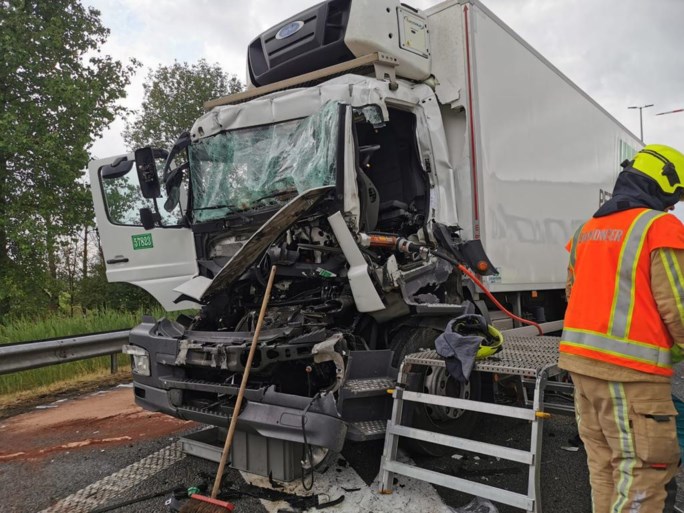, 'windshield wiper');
192,204,244,212
254,188,298,204
192,189,298,220
191,204,253,223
